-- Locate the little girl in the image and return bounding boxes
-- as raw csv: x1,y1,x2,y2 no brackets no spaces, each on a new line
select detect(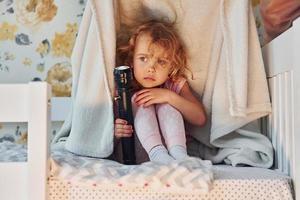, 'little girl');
115,20,206,164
